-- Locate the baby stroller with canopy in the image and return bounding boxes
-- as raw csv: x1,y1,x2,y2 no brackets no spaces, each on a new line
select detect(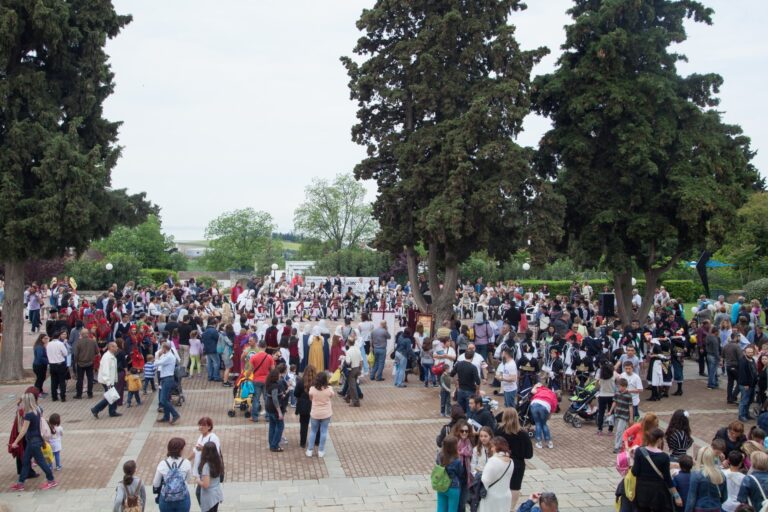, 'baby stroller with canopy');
169,361,186,407
513,386,535,437
228,371,254,418
563,378,598,428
